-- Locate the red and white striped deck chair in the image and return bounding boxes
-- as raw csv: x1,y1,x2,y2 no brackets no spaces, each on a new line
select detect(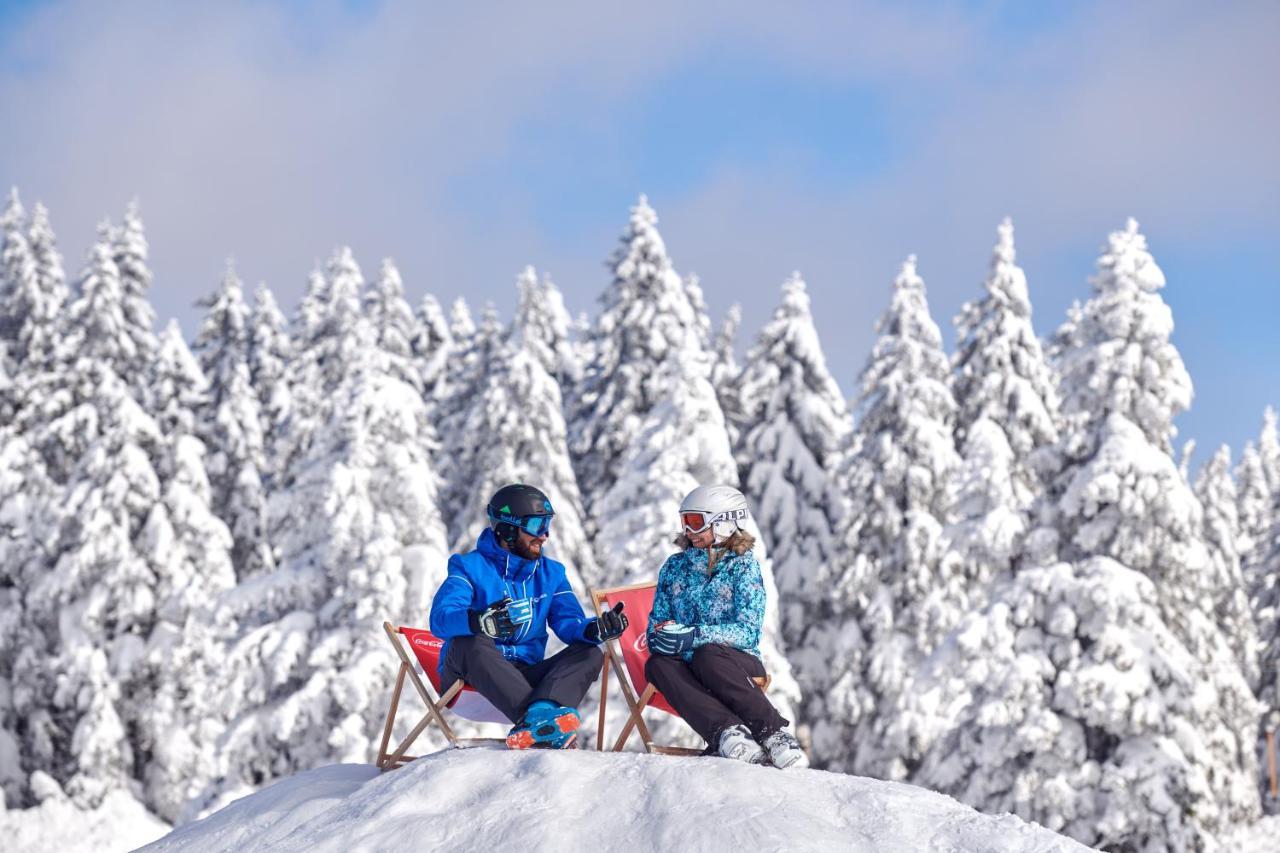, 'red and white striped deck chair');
590,582,770,755
375,622,510,770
